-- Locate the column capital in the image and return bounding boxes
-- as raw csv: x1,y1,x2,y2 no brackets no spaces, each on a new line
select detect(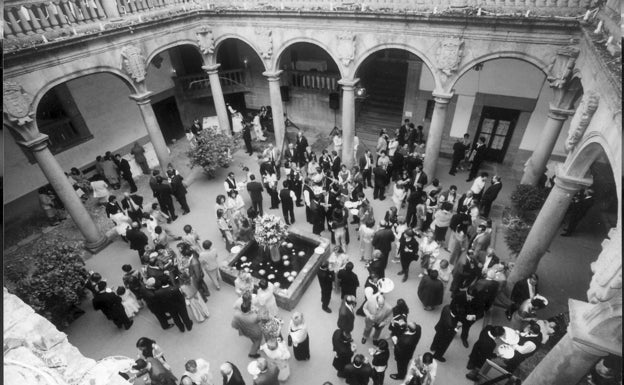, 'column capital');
548,105,575,121
568,299,619,356
263,70,283,81
18,133,50,152
202,63,221,74
432,91,454,104
554,169,593,193
338,78,360,89
129,91,154,104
